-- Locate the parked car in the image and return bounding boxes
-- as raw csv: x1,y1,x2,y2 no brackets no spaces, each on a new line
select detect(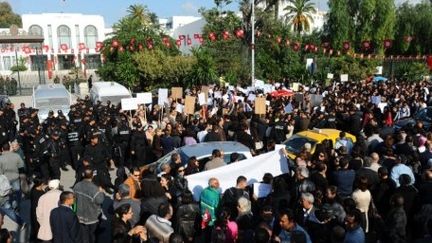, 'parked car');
283,128,356,160
149,141,253,173
32,84,72,121
394,107,432,131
